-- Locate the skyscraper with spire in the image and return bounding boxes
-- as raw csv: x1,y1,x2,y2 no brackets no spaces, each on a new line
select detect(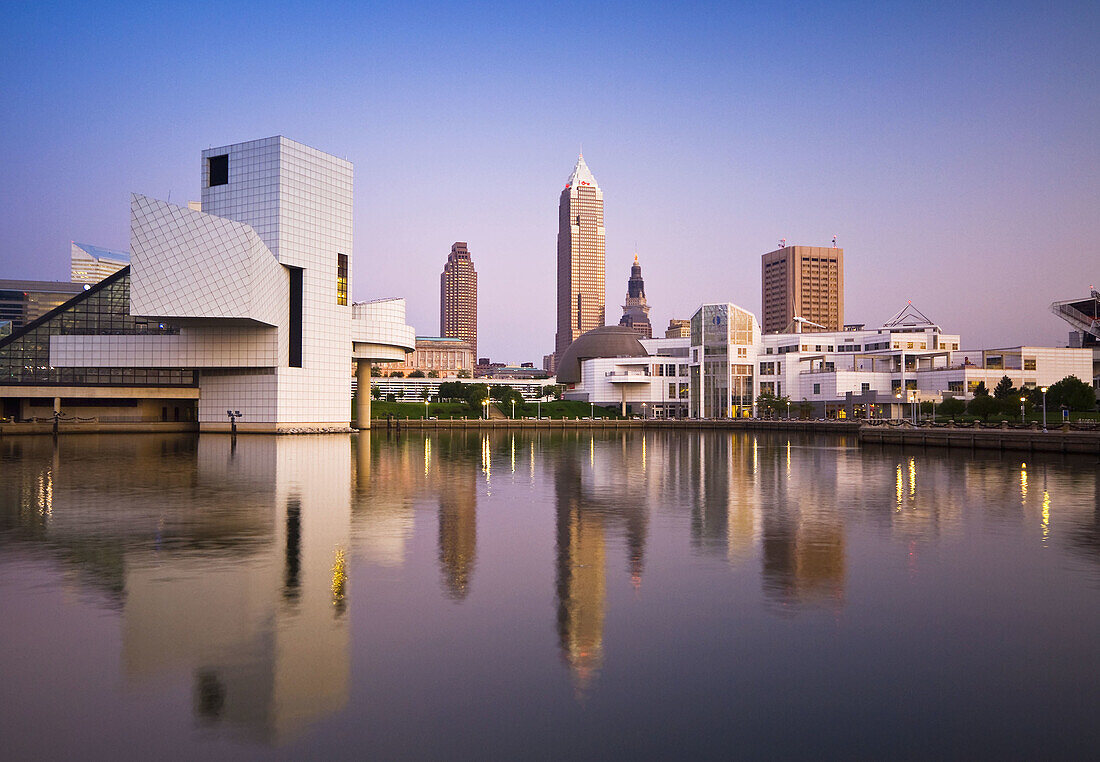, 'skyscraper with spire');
555,154,605,359
618,253,652,338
